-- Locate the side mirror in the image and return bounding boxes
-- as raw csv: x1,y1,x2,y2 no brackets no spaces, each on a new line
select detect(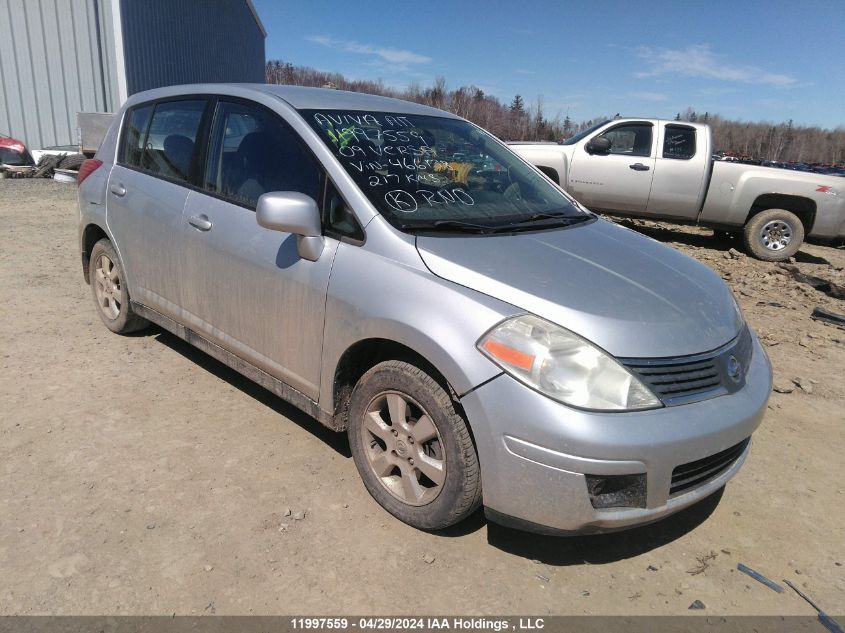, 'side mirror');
586,136,612,154
256,192,324,261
